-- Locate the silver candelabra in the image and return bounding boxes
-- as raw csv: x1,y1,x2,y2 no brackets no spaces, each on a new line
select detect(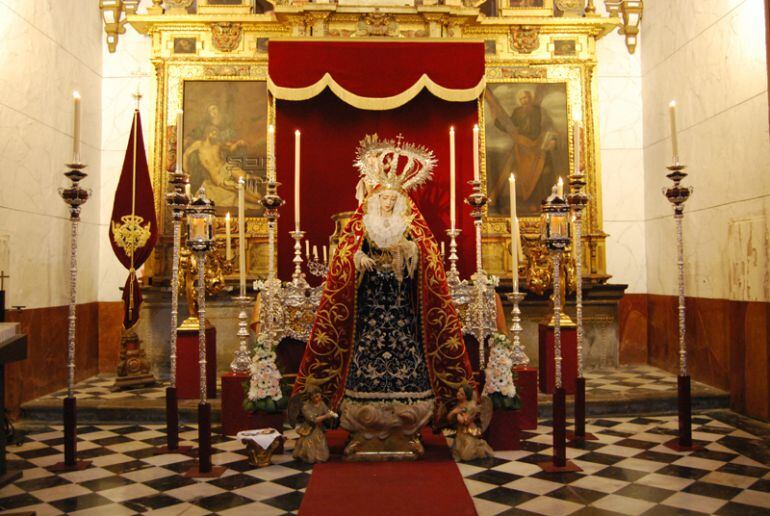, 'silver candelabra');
466,179,489,367
445,228,462,287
